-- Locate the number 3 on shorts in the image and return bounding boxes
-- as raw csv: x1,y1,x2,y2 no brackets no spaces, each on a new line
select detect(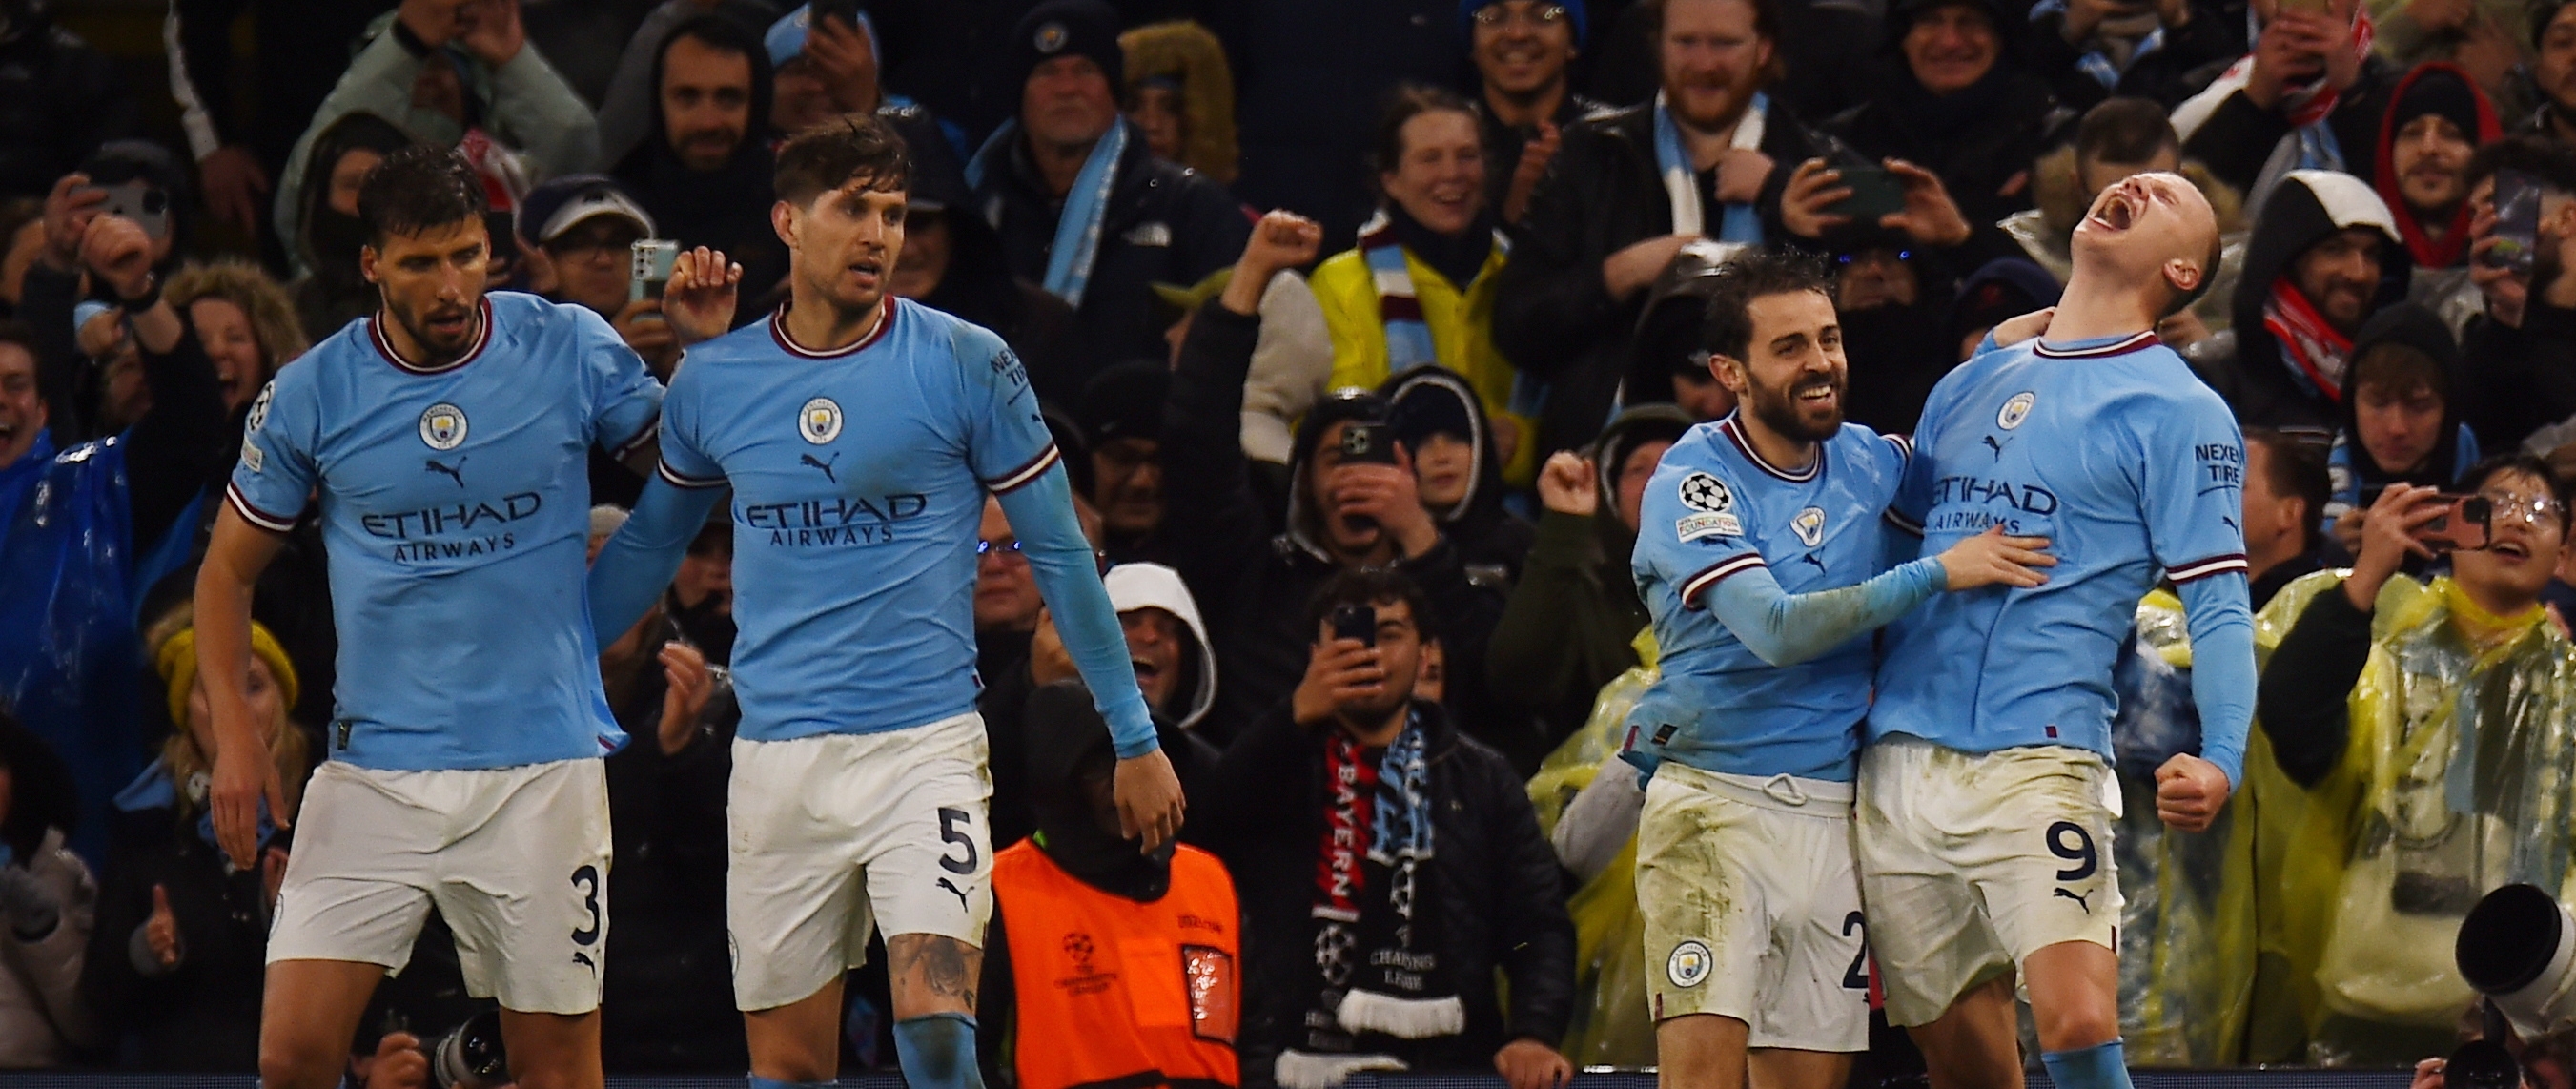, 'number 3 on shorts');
570,864,602,947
